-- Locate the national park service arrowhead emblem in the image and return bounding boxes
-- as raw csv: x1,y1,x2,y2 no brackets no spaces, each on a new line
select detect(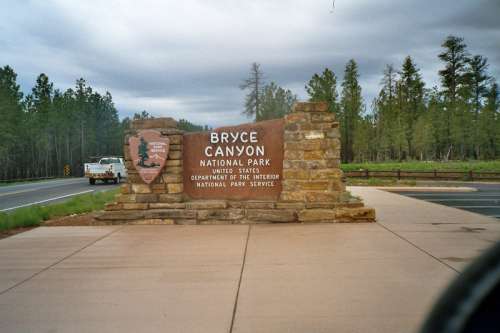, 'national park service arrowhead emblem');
129,130,170,184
